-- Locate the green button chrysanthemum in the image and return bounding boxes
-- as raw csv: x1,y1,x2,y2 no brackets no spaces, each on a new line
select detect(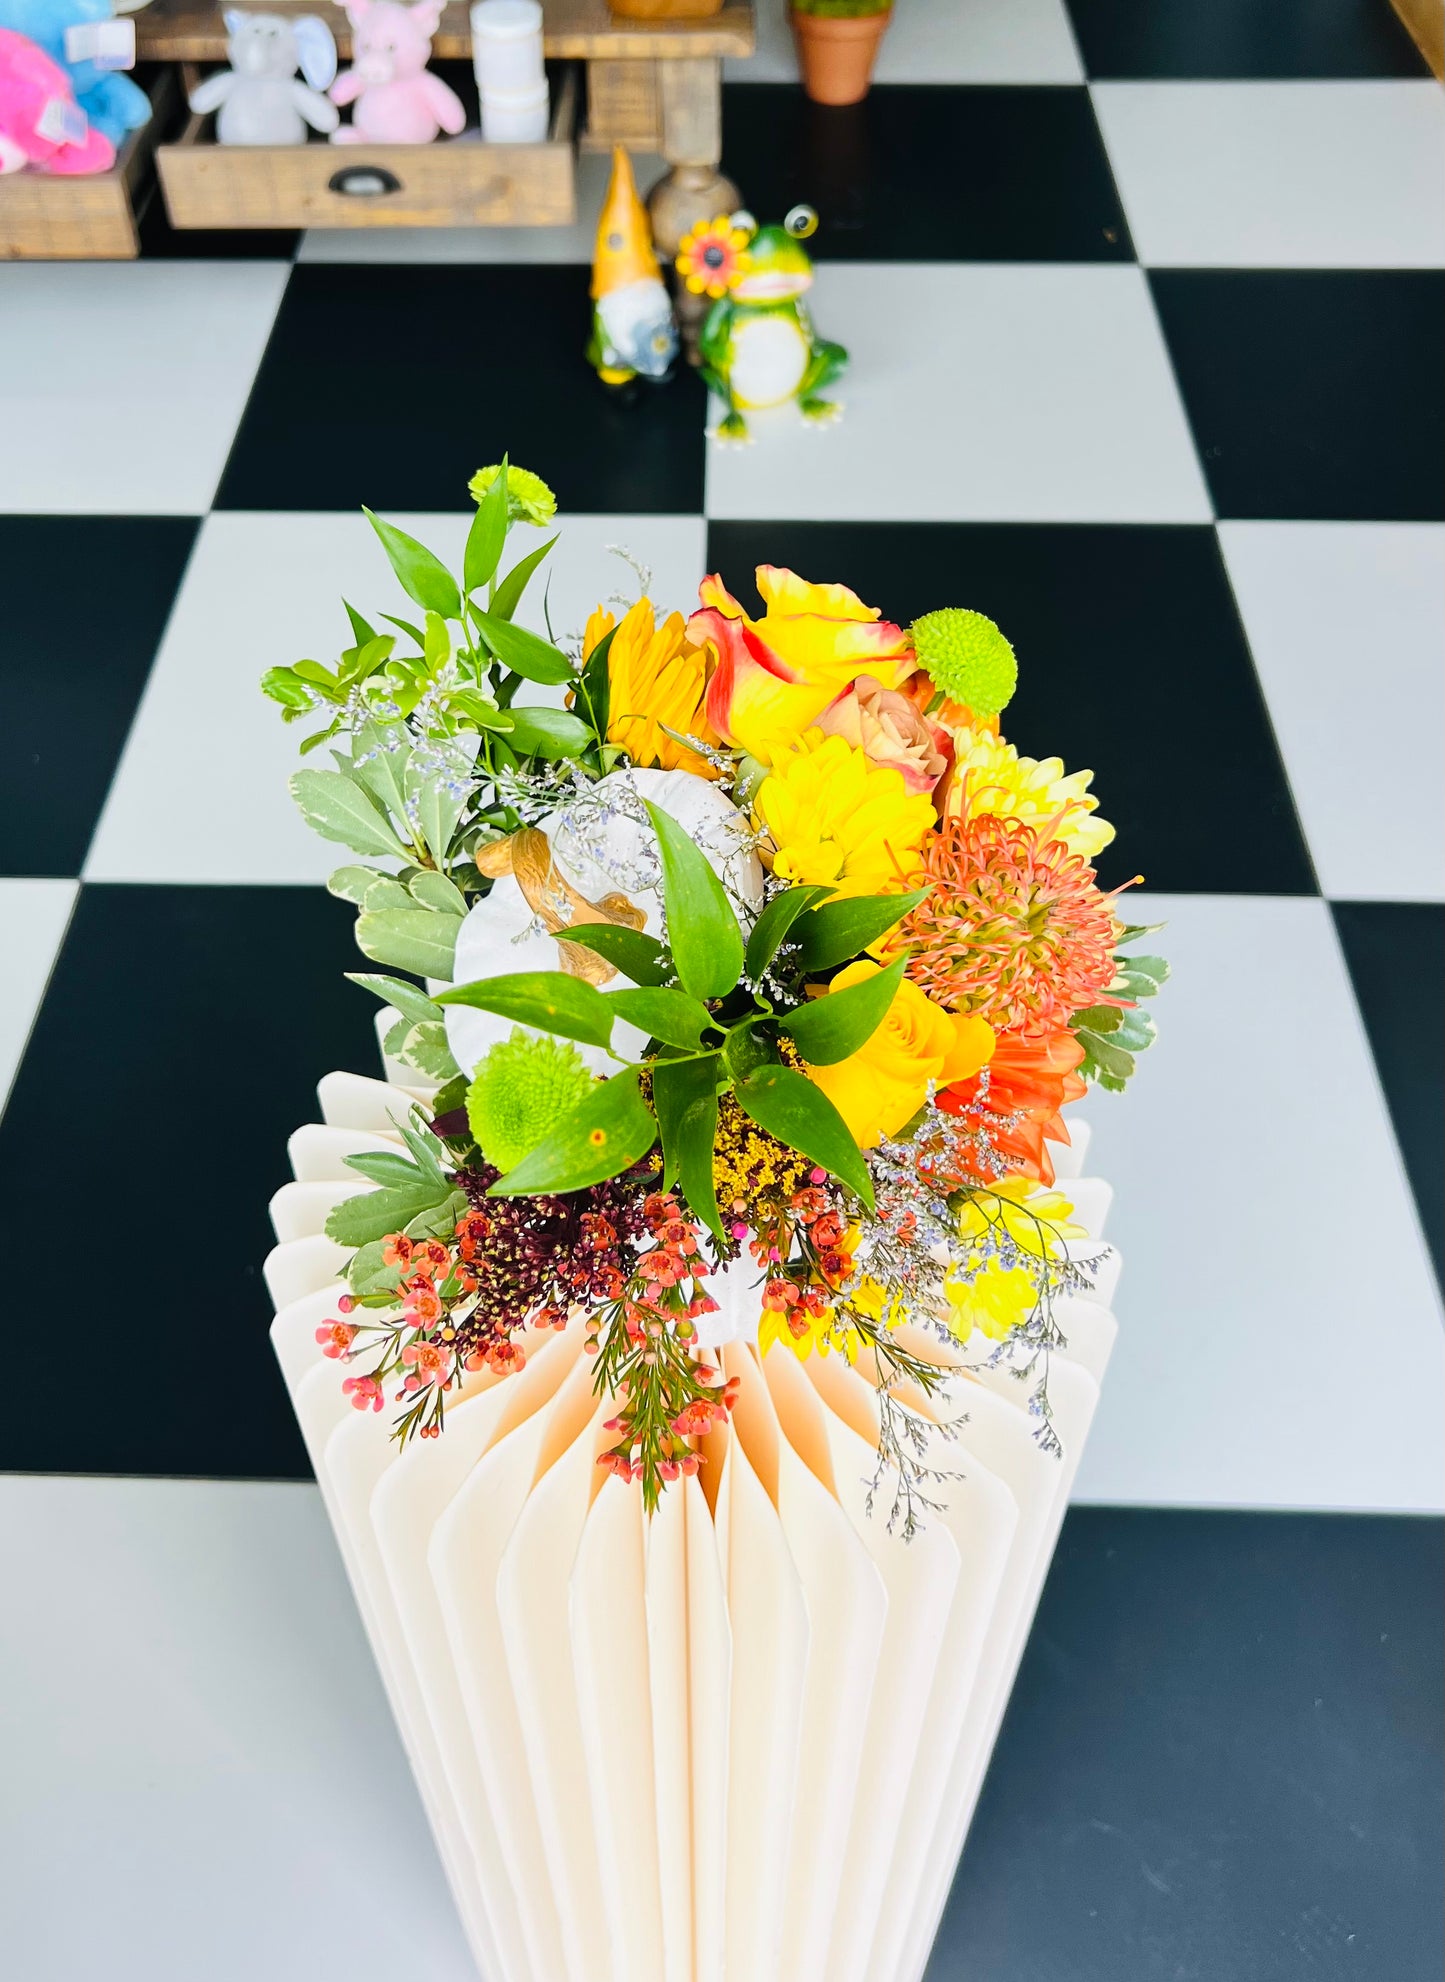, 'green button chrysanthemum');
467,463,558,528
910,607,1018,717
466,1030,594,1173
